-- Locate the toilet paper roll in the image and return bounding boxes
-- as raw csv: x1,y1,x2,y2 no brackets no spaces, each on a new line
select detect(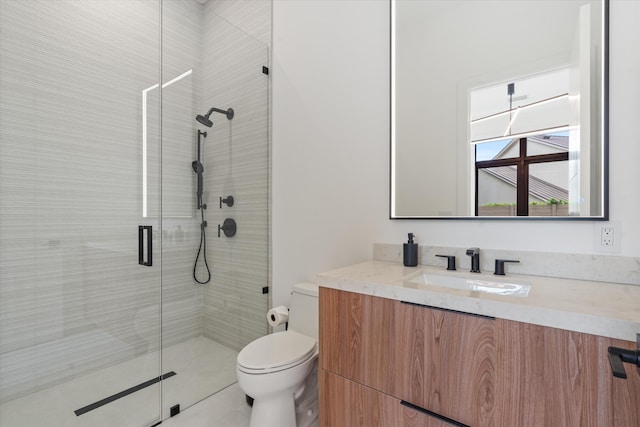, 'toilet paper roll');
267,305,289,327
